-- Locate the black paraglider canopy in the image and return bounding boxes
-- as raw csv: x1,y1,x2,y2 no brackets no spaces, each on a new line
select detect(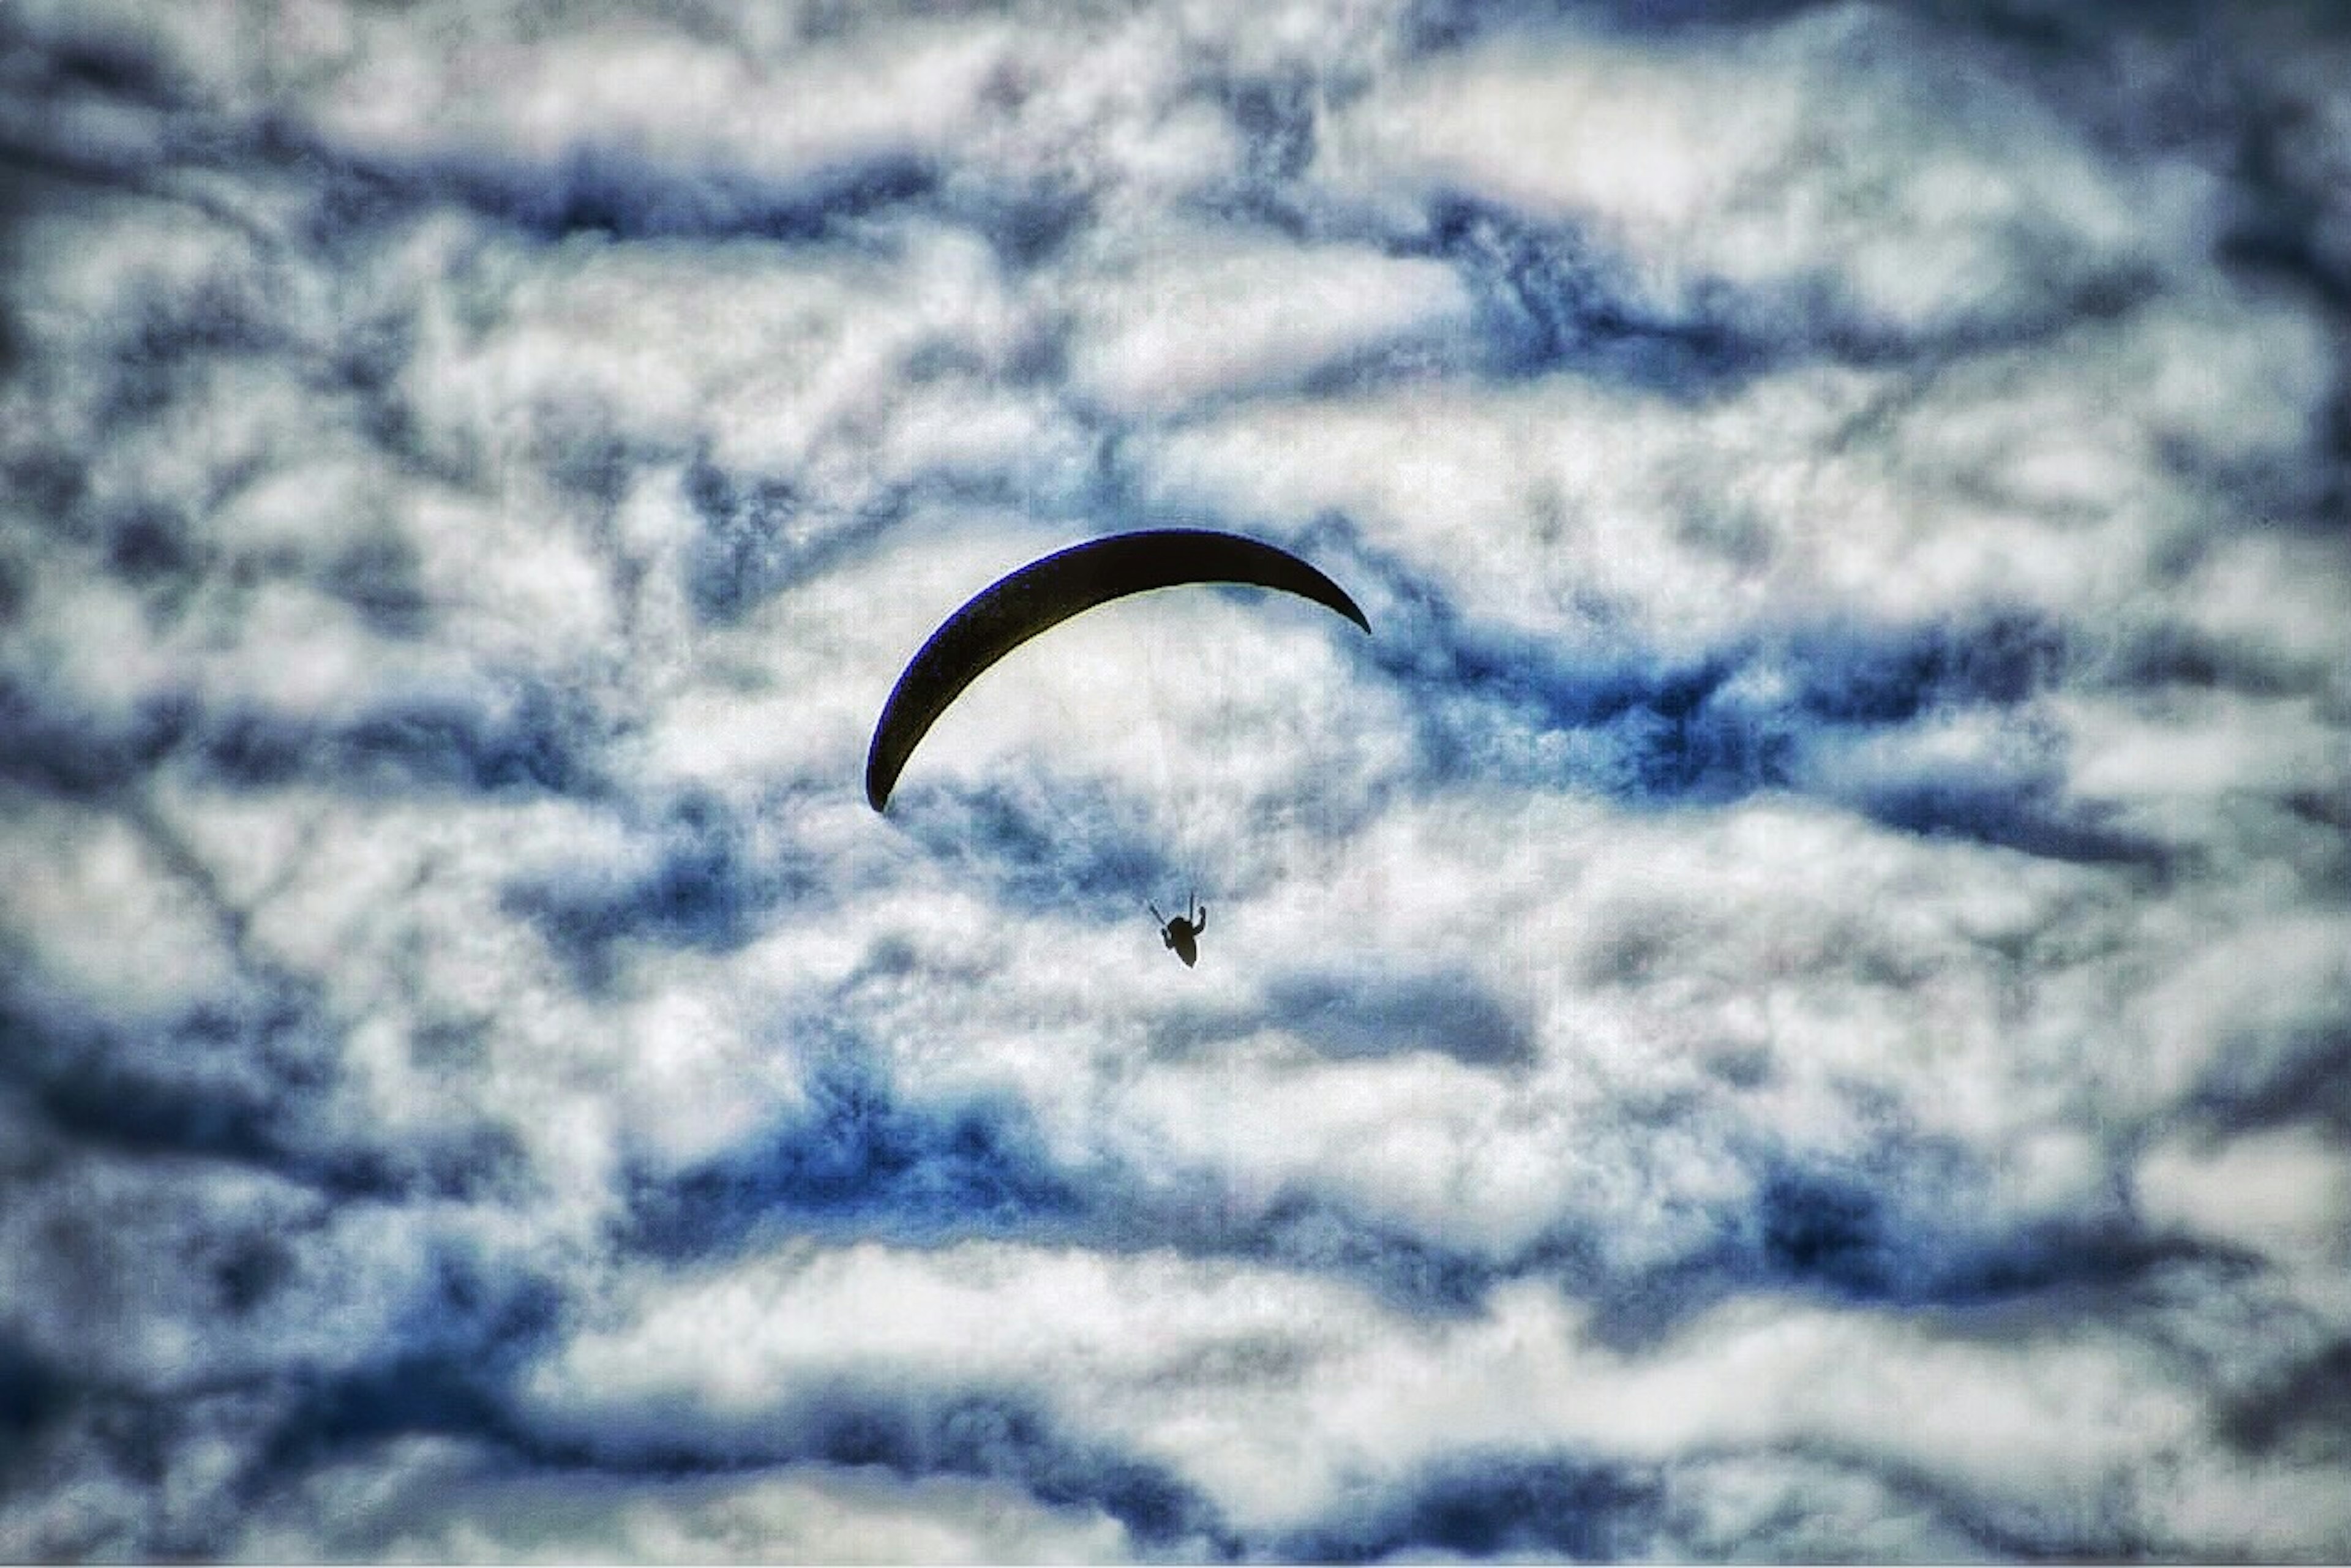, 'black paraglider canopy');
865,528,1370,812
